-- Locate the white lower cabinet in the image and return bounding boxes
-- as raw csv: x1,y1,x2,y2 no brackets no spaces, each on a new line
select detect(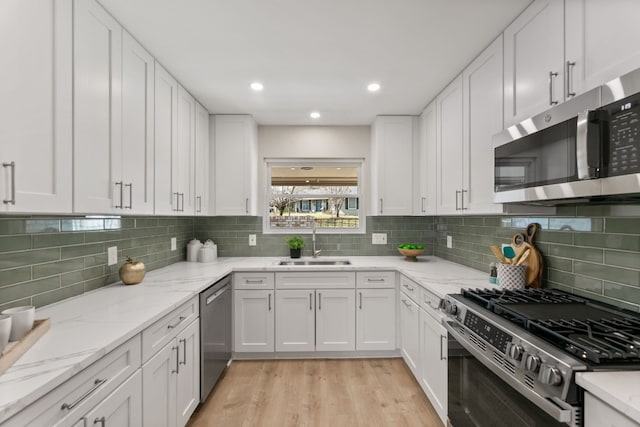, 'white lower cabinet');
142,319,199,427
419,308,447,425
234,289,275,352
584,391,639,427
399,291,420,376
275,289,315,351
356,288,396,351
315,289,356,351
81,369,142,427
